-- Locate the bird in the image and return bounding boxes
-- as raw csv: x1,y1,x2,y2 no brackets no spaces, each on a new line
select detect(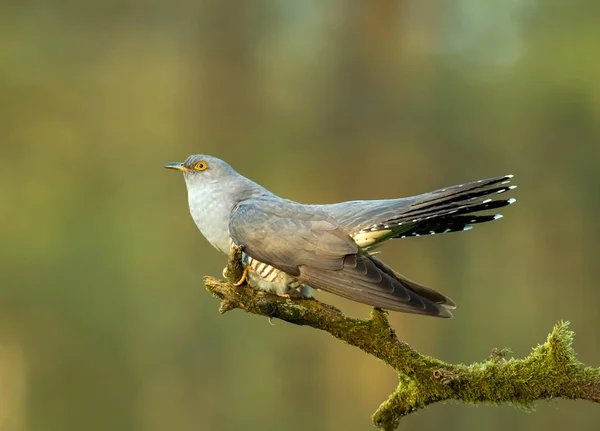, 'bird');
165,155,516,318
